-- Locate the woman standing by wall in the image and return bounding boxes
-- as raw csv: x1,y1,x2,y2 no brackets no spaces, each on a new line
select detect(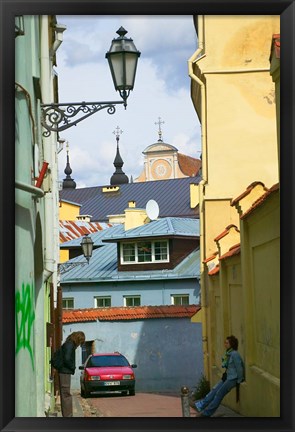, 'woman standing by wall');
190,335,244,417
56,331,85,417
